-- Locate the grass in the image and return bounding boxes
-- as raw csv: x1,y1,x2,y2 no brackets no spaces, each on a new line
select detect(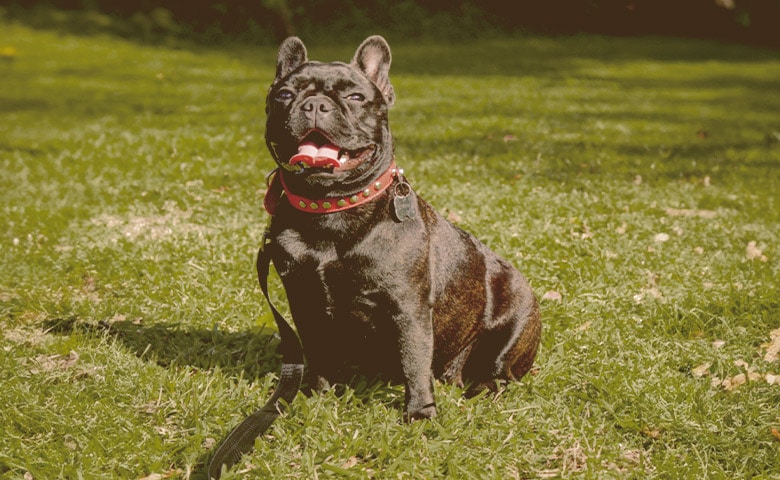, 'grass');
1,20,779,479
